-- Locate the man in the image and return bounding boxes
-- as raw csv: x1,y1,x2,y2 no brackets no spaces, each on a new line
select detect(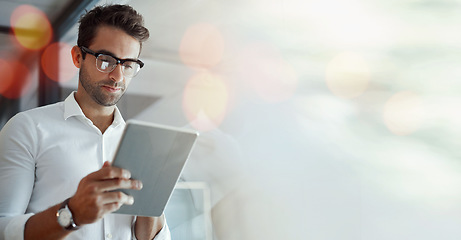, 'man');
0,4,170,240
